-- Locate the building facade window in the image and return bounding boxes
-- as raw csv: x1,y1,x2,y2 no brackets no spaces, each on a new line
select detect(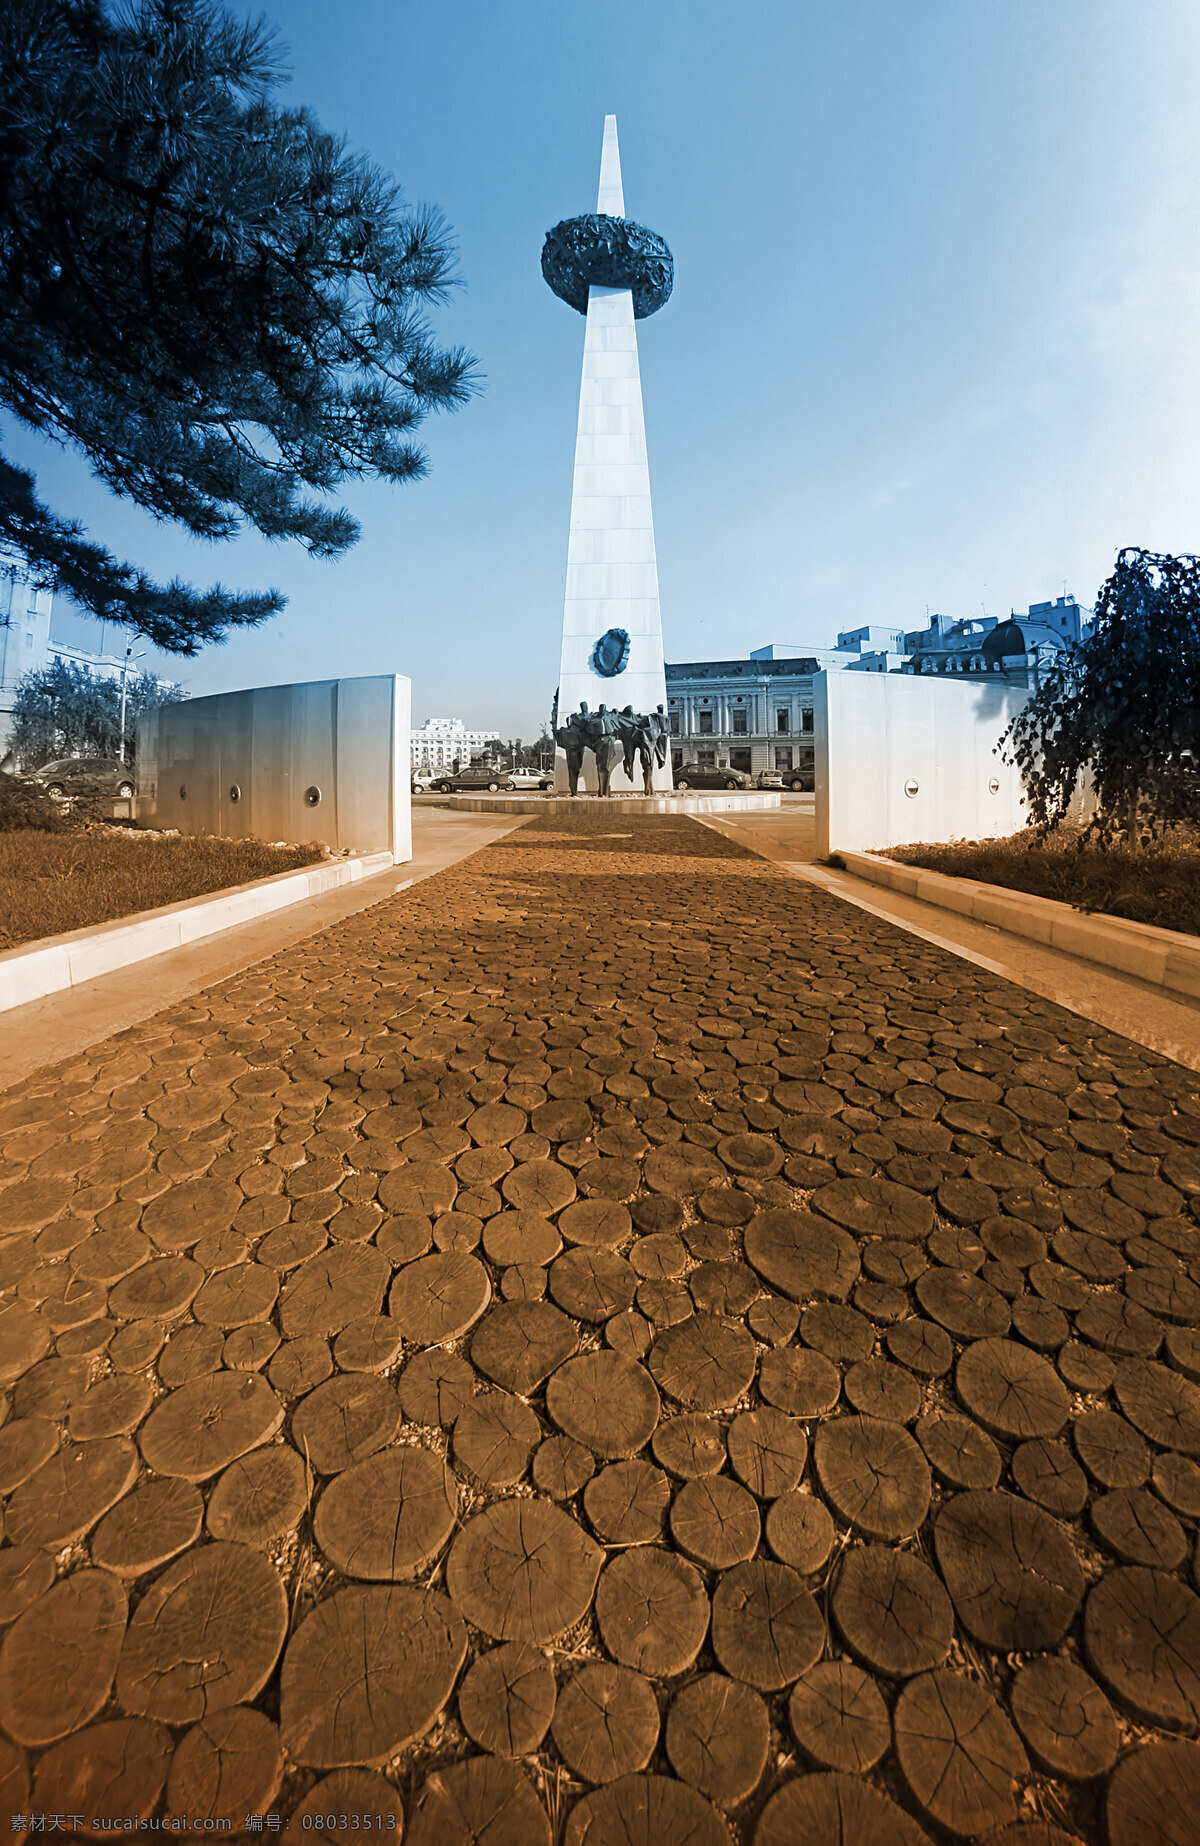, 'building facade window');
801,708,813,733
696,746,716,767
662,657,826,783
669,711,680,735
775,745,793,770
